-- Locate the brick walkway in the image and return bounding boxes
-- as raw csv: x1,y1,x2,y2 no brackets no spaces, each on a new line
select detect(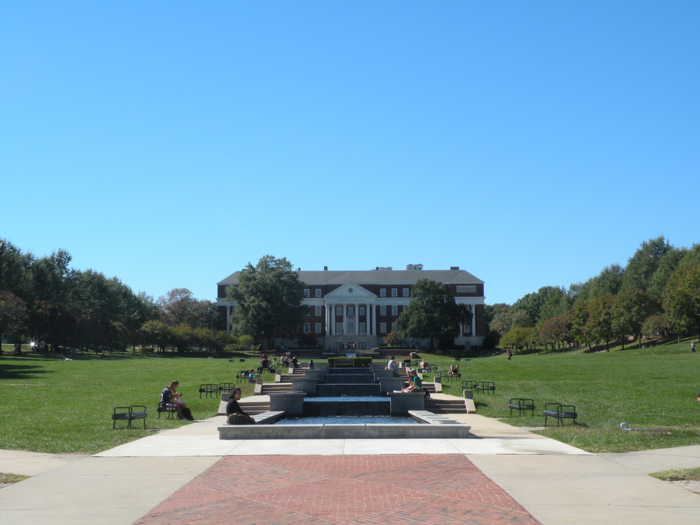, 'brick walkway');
136,454,540,525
